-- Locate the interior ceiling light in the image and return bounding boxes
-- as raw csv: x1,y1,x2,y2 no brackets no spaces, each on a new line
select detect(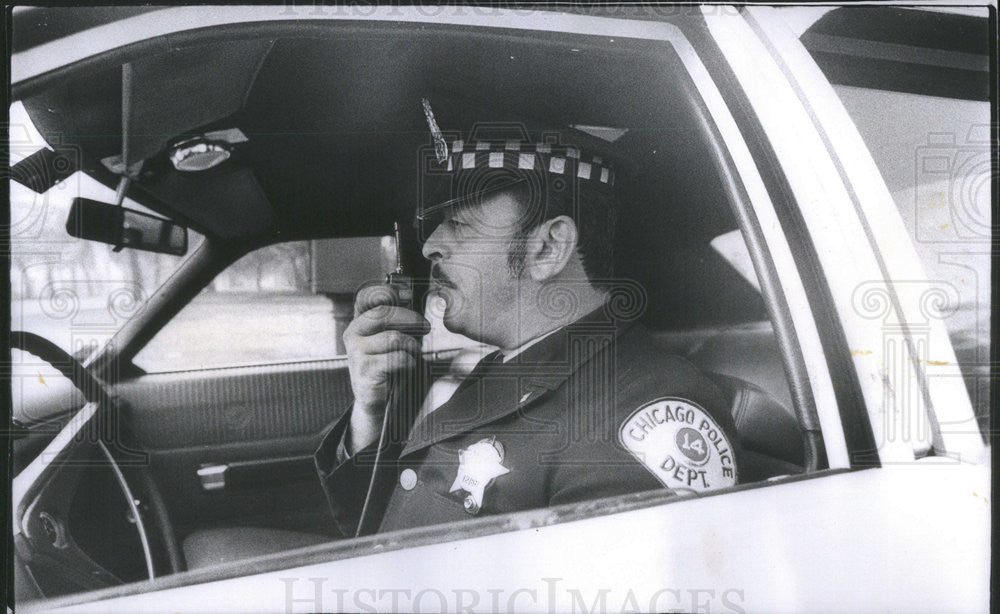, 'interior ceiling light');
169,137,232,172
167,128,247,172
